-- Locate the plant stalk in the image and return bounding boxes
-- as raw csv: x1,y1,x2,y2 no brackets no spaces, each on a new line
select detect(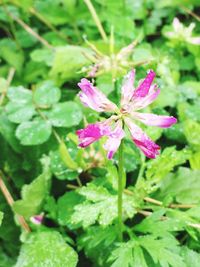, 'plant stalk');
118,139,124,242
0,172,31,233
83,0,108,42
6,10,53,49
